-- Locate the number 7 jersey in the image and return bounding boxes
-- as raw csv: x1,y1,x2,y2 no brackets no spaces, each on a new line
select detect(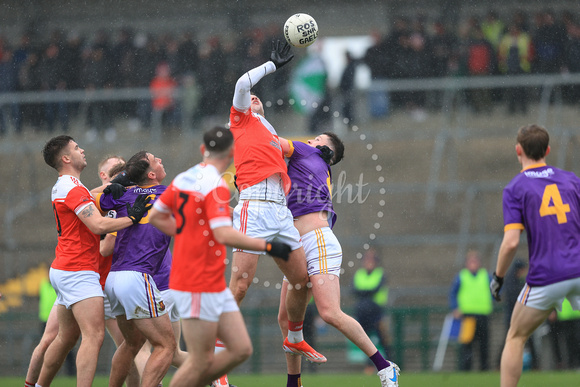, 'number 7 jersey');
503,163,580,286
153,163,233,293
